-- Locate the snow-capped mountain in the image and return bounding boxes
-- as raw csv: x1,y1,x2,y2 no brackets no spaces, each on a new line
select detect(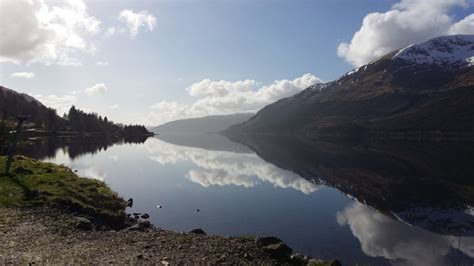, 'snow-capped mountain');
227,35,474,141
392,35,474,67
